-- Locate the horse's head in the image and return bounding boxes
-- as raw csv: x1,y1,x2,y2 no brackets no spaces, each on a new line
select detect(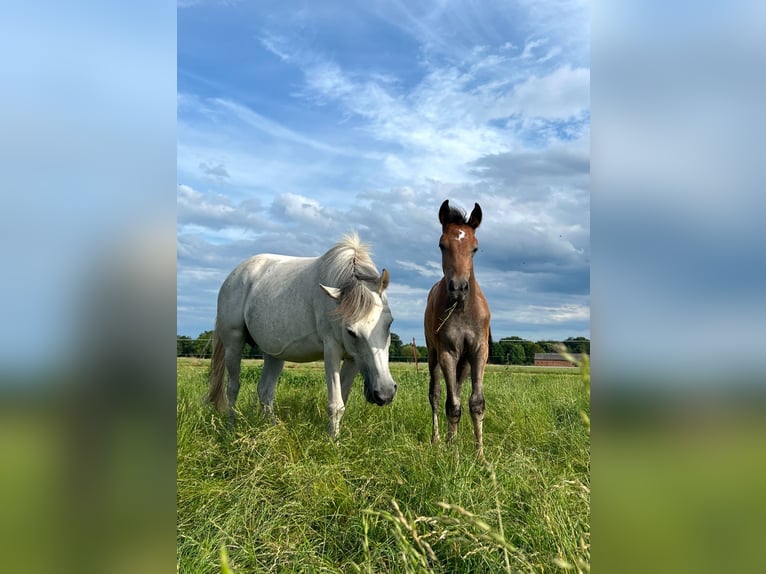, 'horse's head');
320,269,397,406
438,199,482,304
